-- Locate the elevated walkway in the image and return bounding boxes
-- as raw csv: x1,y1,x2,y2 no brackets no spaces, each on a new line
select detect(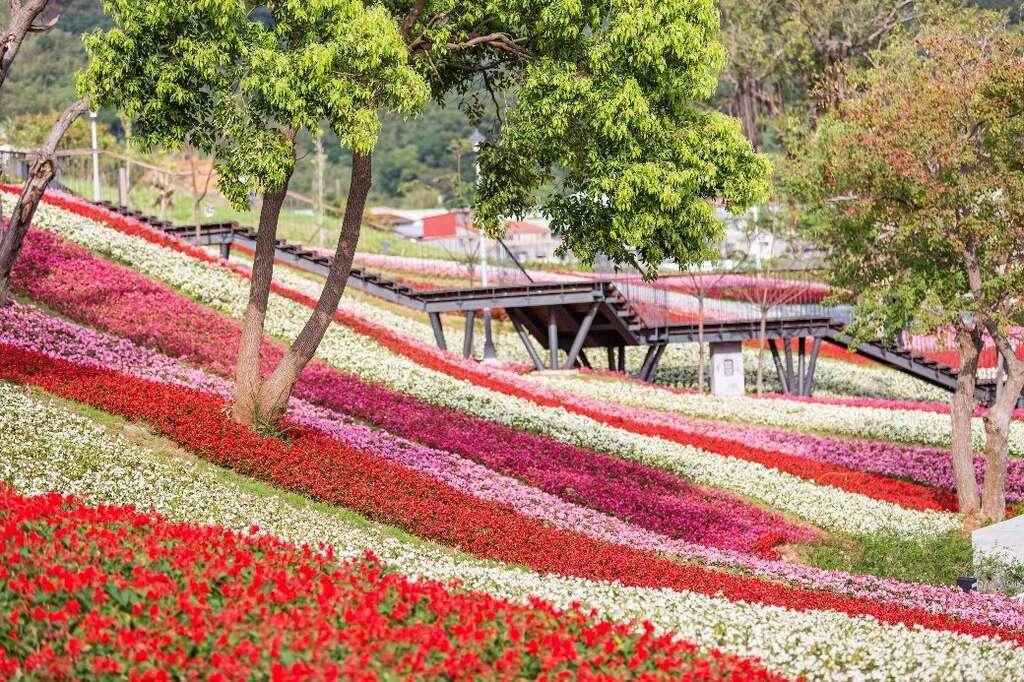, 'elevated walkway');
94,202,1023,406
